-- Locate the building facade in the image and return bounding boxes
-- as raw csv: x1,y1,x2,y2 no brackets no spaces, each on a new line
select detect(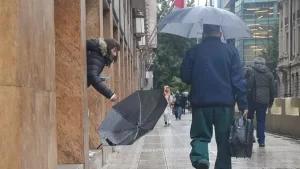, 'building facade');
235,0,279,67
278,0,300,97
0,0,156,169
